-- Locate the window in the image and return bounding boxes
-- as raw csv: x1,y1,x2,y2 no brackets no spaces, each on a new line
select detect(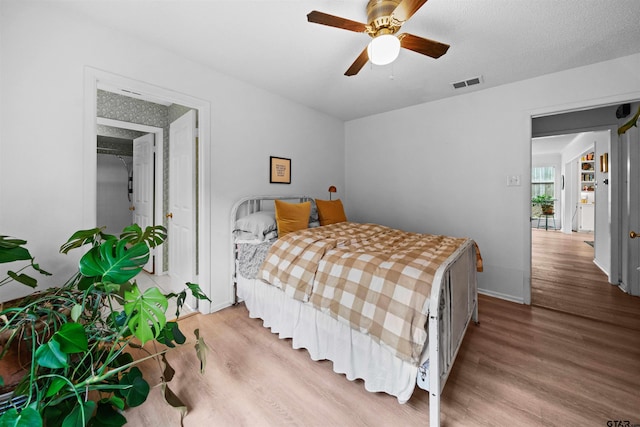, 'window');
532,166,555,198
532,166,555,218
